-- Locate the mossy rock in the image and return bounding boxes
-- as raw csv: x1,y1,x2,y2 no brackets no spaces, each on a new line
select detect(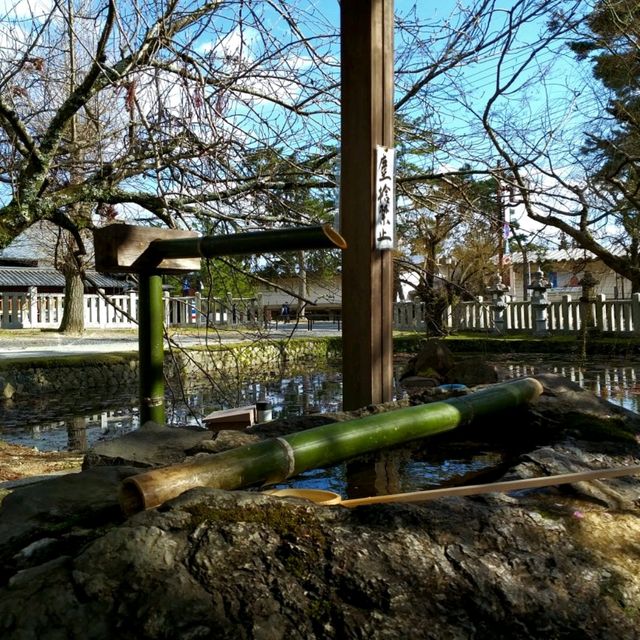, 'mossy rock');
564,414,638,443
